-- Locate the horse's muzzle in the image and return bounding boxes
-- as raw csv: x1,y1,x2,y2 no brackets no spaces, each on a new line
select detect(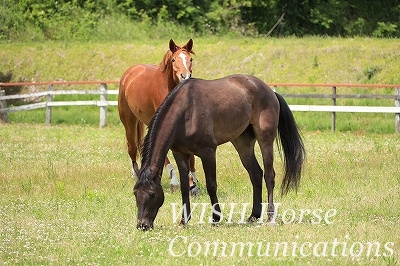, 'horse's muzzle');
180,73,192,81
